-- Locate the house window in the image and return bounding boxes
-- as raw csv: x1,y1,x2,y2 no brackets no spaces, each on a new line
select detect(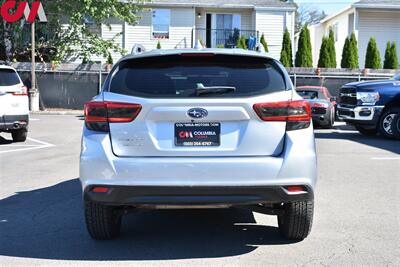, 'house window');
152,9,170,39
329,23,338,42
216,14,241,31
